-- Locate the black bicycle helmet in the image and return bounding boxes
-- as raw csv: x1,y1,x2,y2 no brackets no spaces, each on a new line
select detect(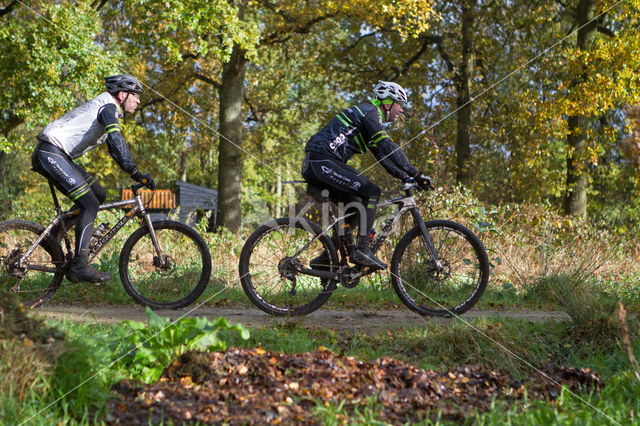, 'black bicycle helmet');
104,74,143,94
